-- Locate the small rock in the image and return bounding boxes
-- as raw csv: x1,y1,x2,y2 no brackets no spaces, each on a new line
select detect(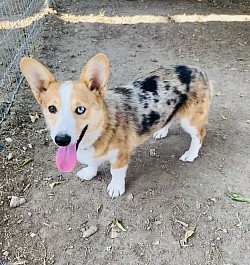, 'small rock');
7,153,13,160
152,240,160,245
149,149,156,156
207,216,213,222
127,193,134,201
82,225,98,238
2,250,9,256
66,248,74,256
105,245,112,251
5,138,13,143
30,232,36,238
8,196,26,208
